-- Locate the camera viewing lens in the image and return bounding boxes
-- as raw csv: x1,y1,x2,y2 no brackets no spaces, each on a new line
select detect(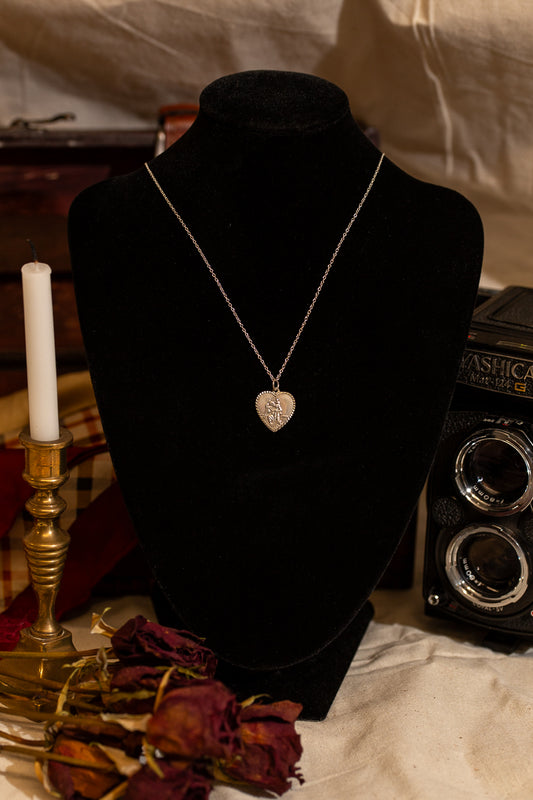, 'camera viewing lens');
467,440,527,498
445,524,529,610
455,428,533,514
